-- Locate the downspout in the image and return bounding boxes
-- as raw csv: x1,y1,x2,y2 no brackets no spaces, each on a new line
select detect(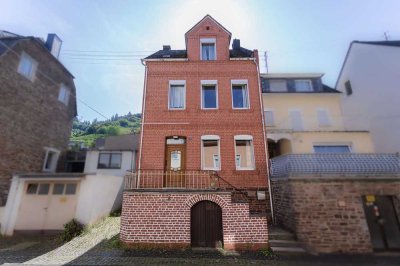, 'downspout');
252,55,274,222
137,59,148,188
